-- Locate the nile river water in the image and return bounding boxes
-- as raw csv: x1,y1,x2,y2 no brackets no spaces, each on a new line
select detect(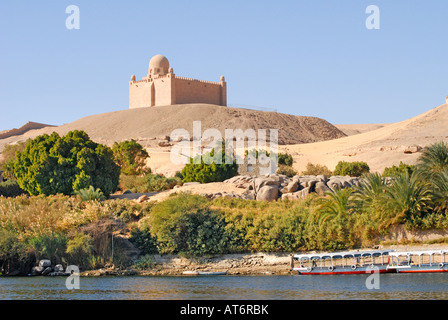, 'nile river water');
0,273,447,300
